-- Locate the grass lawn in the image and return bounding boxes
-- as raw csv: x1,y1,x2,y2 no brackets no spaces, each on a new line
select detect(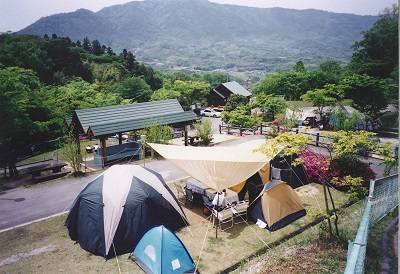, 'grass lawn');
0,183,350,274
